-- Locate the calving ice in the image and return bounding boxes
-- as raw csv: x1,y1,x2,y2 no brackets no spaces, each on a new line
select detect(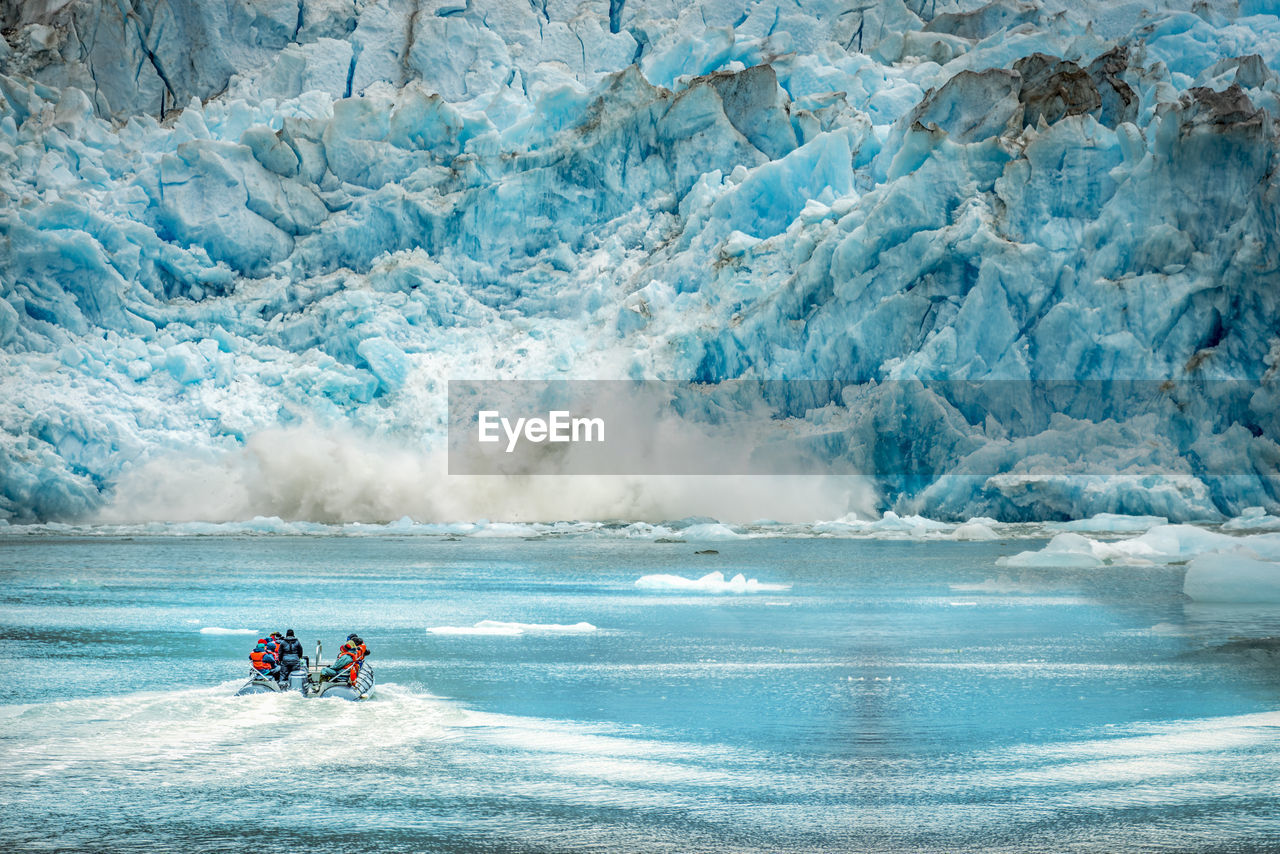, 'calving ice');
477,410,605,453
